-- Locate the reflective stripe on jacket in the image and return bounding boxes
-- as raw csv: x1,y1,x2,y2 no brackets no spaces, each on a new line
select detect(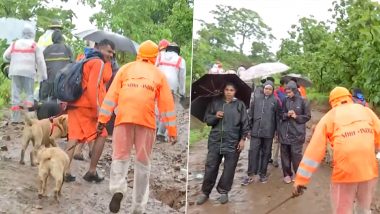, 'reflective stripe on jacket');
295,101,380,186
98,60,177,137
